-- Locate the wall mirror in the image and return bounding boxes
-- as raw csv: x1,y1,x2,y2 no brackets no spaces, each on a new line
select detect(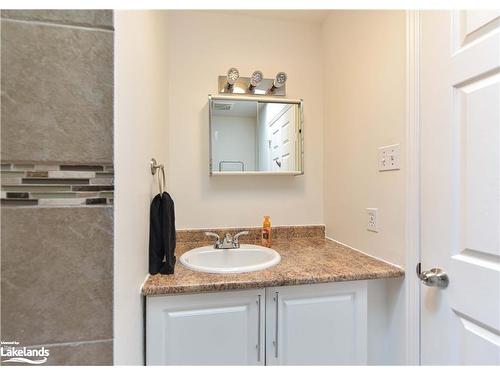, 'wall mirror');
209,95,303,175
